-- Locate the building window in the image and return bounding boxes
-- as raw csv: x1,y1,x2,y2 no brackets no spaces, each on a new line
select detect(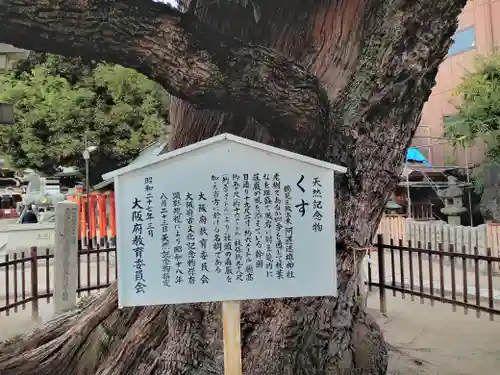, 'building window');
448,27,476,56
